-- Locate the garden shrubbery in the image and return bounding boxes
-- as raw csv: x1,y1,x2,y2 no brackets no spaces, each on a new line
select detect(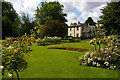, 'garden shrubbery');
79,35,120,69
1,34,33,79
36,37,61,46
